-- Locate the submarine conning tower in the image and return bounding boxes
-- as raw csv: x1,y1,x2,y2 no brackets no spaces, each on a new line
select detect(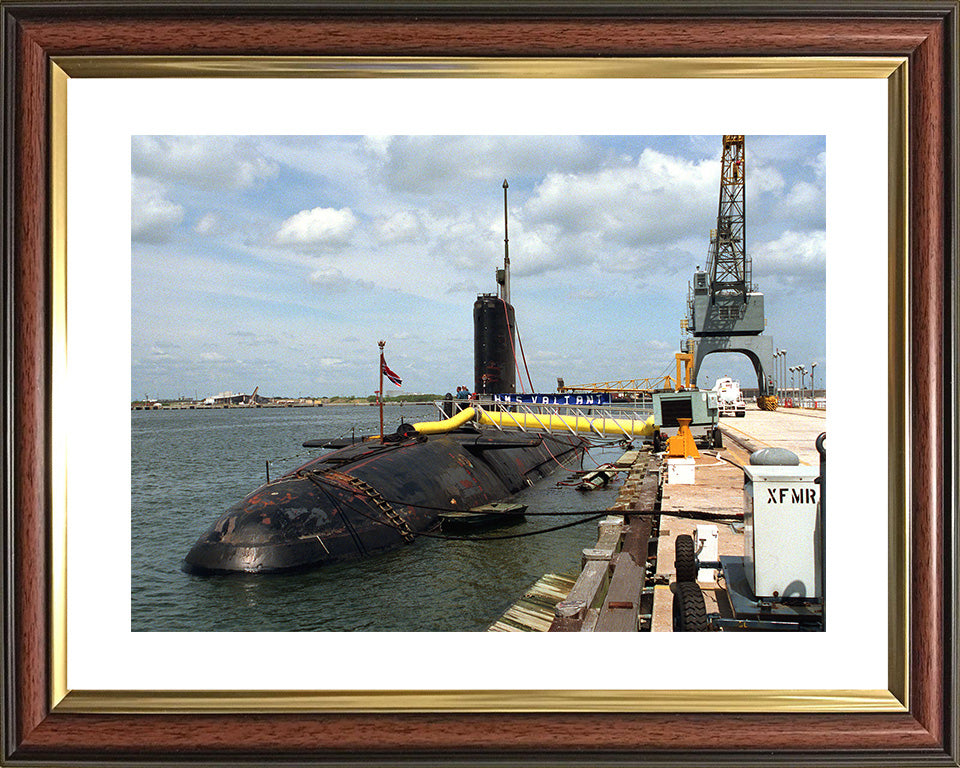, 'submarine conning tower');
474,294,516,395
474,178,516,396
